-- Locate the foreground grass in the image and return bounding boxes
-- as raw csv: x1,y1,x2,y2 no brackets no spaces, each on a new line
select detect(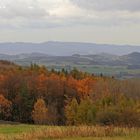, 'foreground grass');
0,125,139,140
